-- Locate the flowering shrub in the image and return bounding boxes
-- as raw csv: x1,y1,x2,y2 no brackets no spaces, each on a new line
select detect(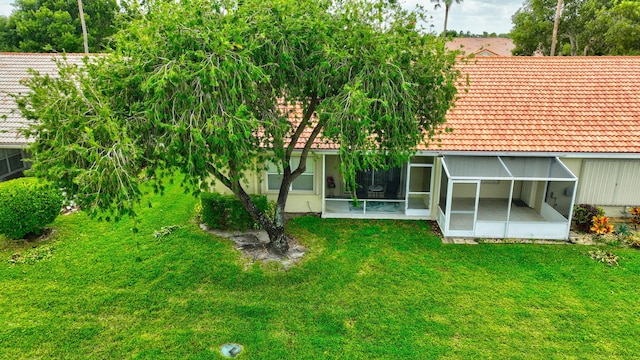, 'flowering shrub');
572,204,604,232
629,207,640,229
591,215,614,235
